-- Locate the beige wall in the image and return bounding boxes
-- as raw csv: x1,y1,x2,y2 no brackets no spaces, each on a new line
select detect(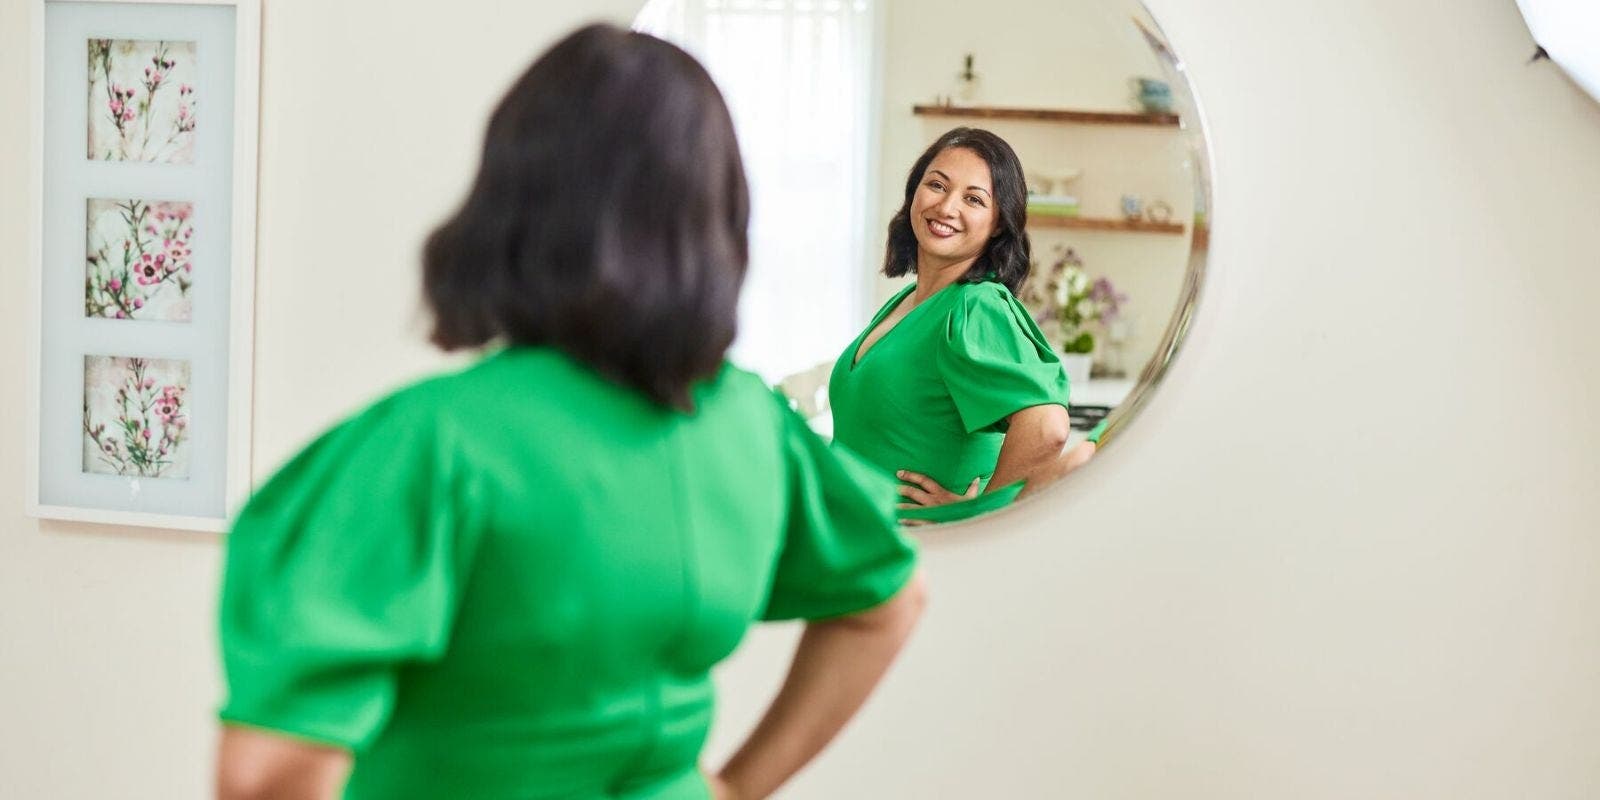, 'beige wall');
872,0,1194,374
4,0,1600,797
